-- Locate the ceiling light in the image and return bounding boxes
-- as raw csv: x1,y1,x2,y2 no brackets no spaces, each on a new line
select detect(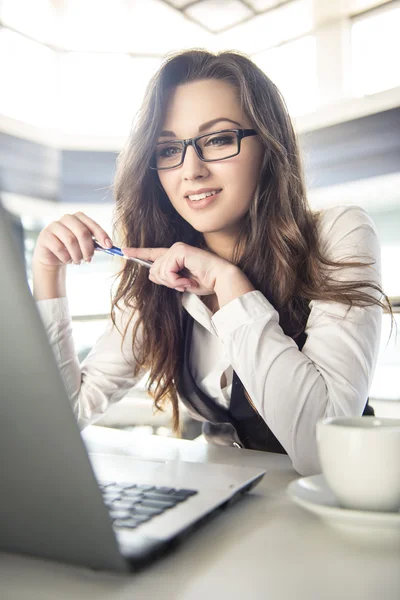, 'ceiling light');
246,0,284,11
164,0,195,7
